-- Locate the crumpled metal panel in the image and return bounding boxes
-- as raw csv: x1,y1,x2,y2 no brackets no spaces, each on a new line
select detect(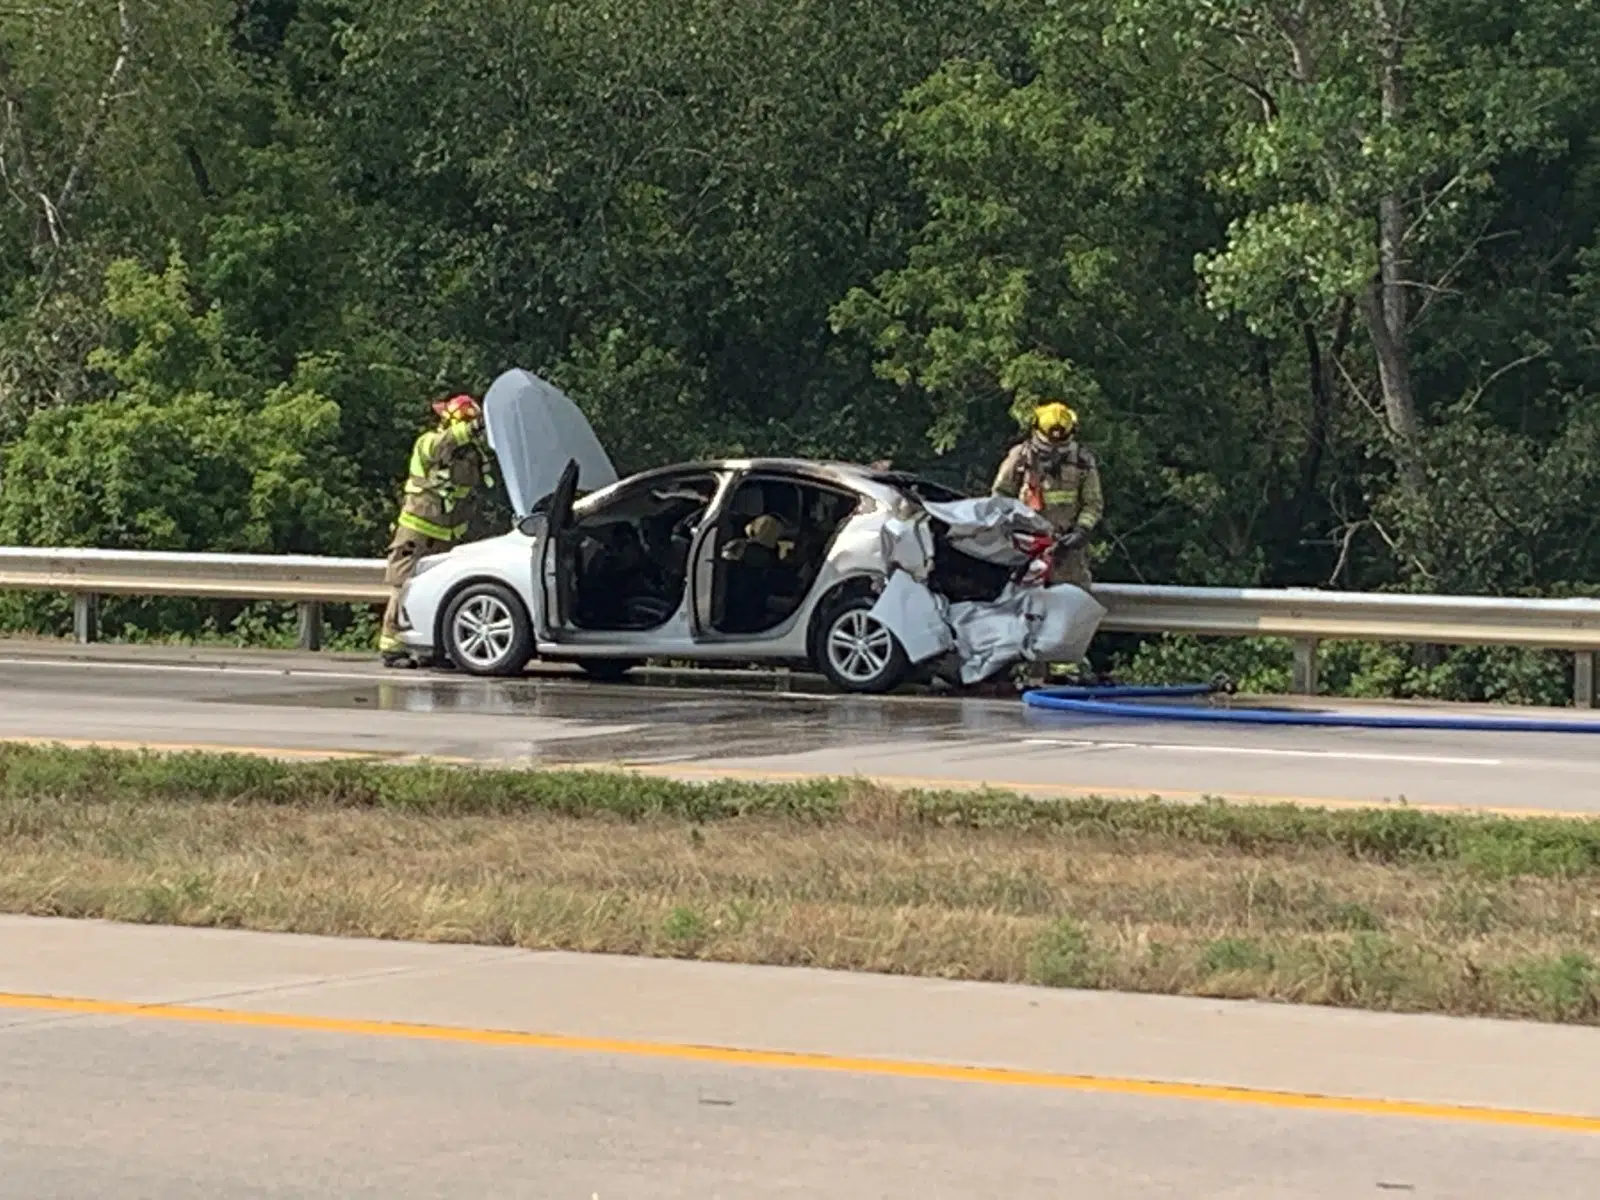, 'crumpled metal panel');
1024,583,1108,664
870,559,1108,684
946,584,1106,684
921,496,1053,566
877,515,936,582
865,492,1108,683
870,570,955,664
943,593,1025,683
